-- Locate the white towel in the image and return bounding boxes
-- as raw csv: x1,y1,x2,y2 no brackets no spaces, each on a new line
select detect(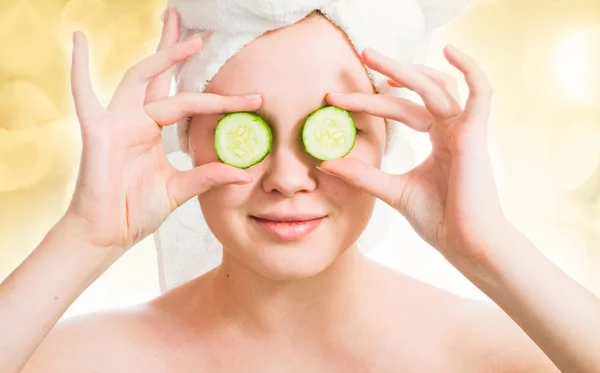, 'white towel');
155,0,472,292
